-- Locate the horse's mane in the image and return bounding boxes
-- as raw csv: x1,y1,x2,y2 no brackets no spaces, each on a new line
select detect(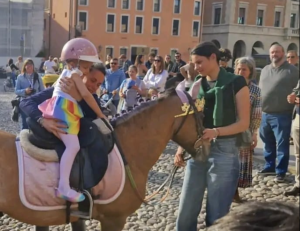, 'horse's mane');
110,88,177,127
